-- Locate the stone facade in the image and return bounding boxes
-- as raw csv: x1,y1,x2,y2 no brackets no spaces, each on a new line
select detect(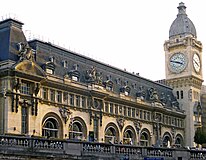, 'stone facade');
0,2,204,154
